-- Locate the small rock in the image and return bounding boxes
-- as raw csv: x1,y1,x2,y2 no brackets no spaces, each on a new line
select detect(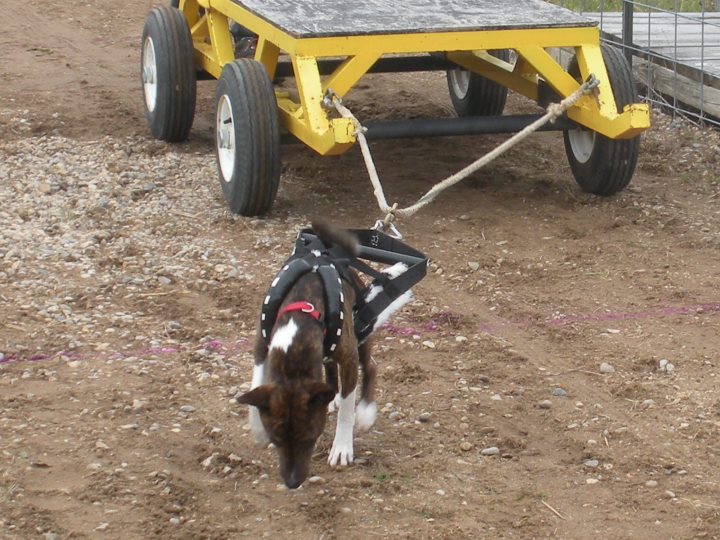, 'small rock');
436,489,446,496
468,262,480,272
169,517,180,525
584,459,599,468
44,533,60,540
642,399,655,408
665,490,676,499
490,394,502,401
552,388,567,397
95,522,109,531
388,411,402,421
645,480,658,487
481,447,500,456
459,441,473,452
538,400,552,409
308,476,324,484
659,359,675,373
418,412,432,423
586,478,599,485
599,362,615,374
180,405,195,413
202,453,218,469
95,440,110,450
132,399,146,411
421,340,435,349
